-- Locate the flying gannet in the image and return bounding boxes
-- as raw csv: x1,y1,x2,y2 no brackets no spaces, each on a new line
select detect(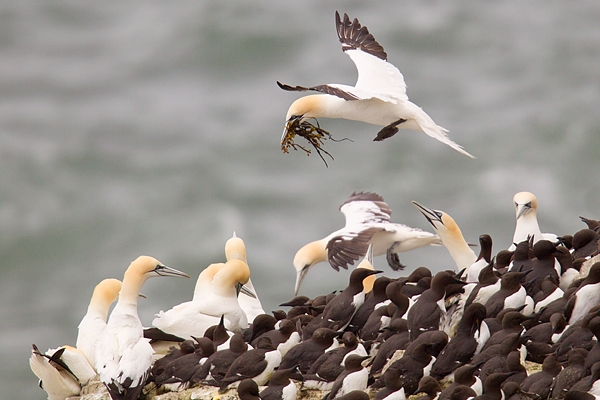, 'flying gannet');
95,256,189,400
293,191,441,295
278,11,474,164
